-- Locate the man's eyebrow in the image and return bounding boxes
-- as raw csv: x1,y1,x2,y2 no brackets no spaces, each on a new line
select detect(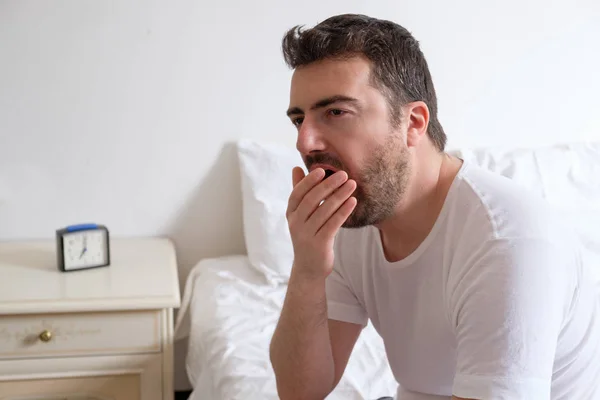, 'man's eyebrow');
313,95,359,110
286,106,303,117
286,95,360,117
